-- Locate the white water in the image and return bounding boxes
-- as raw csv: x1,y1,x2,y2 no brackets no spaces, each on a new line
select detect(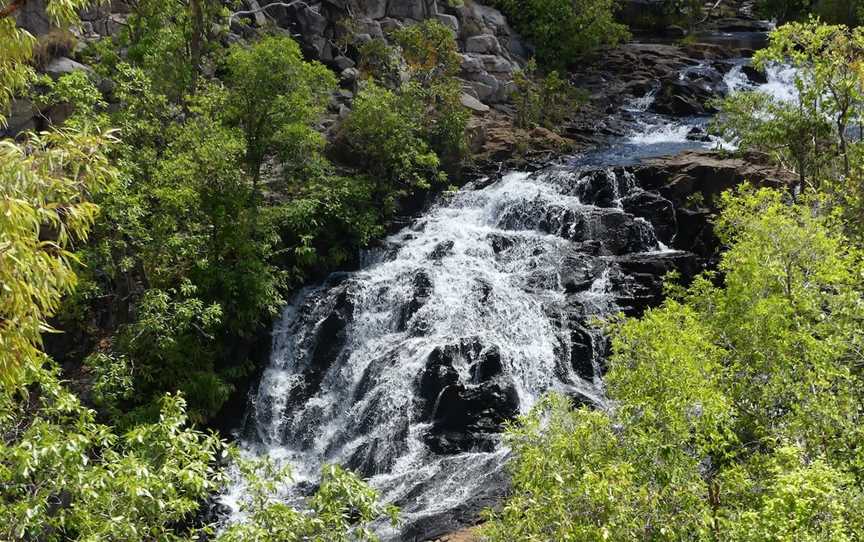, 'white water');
223,165,662,538
224,42,800,541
